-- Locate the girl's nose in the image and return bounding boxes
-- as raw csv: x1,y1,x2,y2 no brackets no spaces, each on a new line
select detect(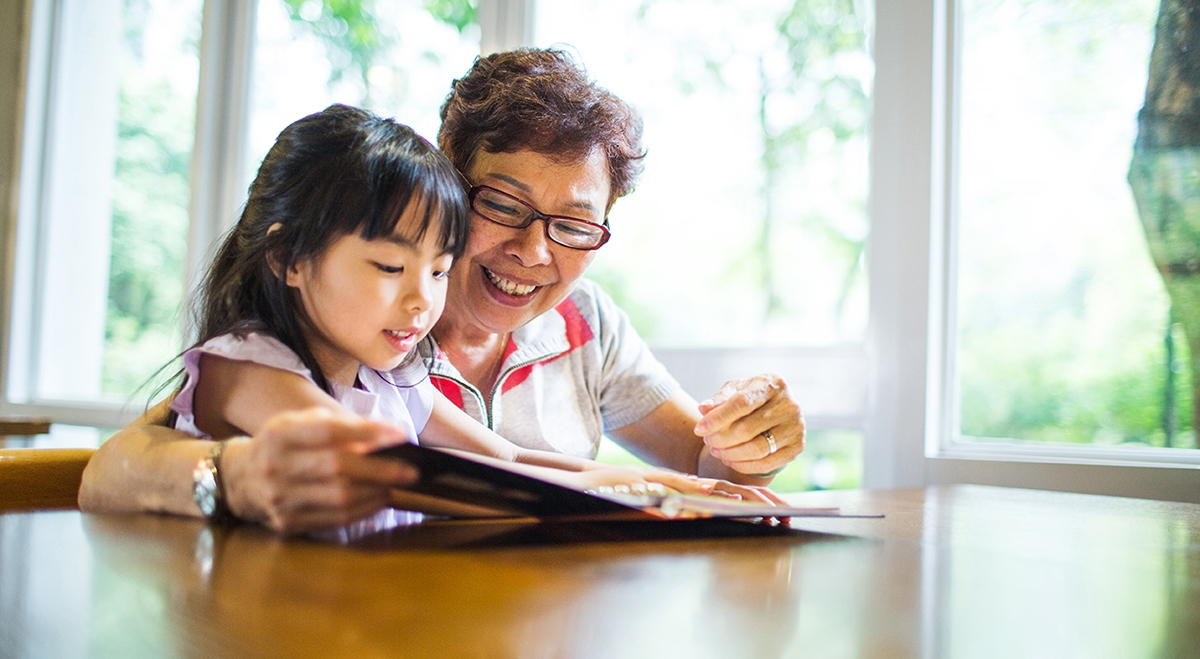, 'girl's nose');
404,274,435,312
